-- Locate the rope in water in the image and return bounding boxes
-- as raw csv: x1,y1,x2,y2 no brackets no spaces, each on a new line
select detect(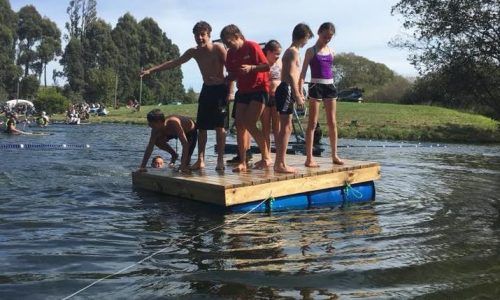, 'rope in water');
337,144,447,148
62,195,273,300
0,143,90,150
